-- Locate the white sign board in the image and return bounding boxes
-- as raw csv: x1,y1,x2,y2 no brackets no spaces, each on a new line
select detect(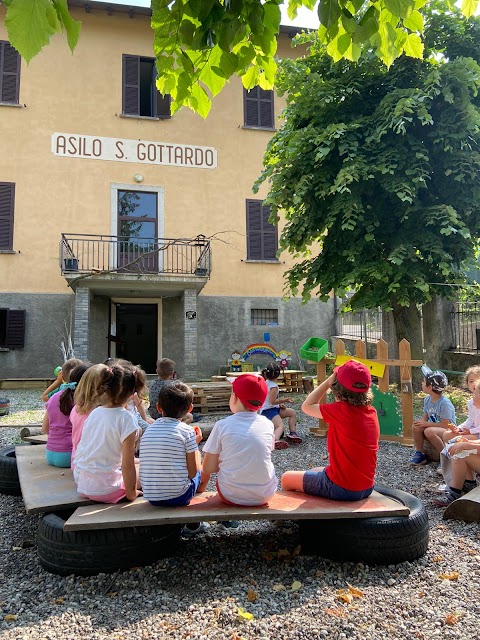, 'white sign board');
51,133,217,169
